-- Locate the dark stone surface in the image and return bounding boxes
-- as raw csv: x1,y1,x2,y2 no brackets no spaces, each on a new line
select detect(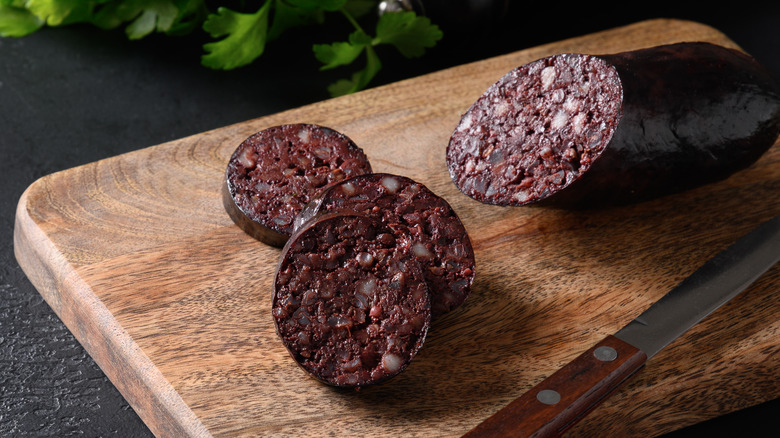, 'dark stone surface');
1,3,778,436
